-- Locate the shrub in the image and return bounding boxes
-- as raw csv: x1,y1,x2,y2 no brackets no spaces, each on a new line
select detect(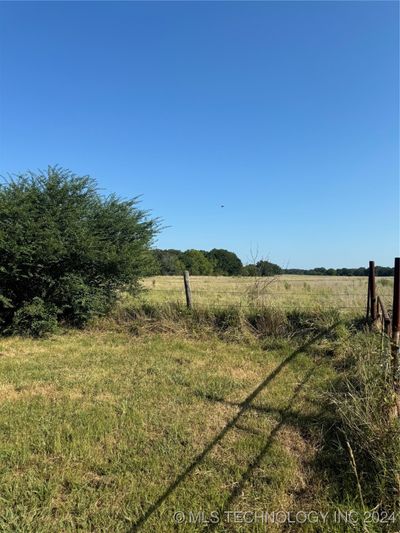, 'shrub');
12,298,58,337
0,167,158,334
52,274,111,327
